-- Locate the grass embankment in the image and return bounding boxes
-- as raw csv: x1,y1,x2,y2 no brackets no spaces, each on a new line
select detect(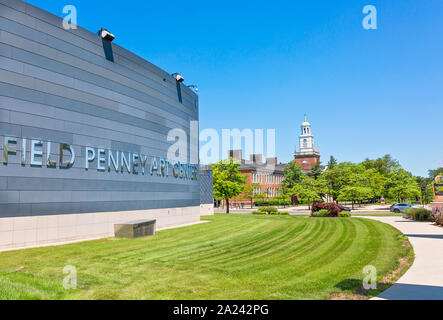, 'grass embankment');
0,214,412,300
